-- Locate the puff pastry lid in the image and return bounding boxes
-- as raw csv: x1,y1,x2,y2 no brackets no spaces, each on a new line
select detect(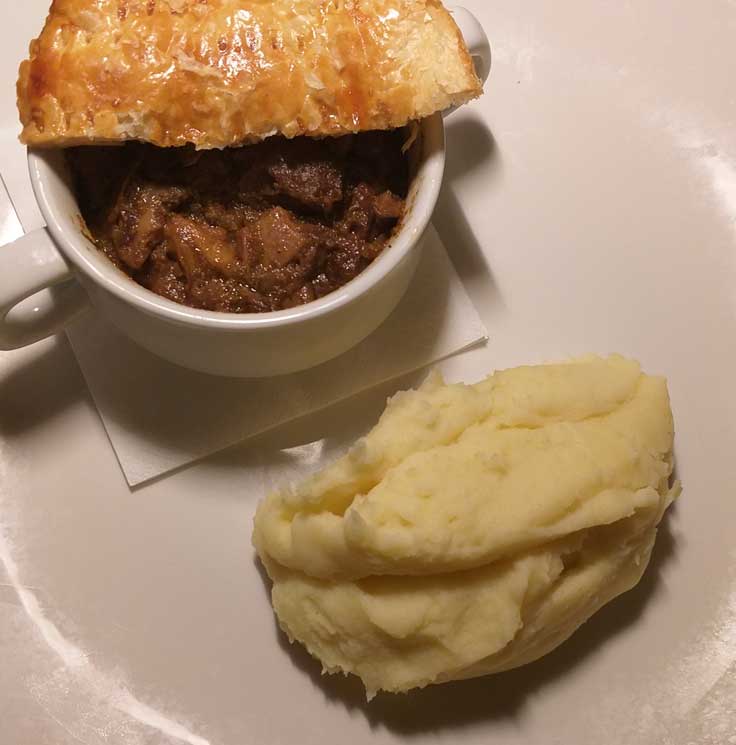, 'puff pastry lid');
18,0,483,150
